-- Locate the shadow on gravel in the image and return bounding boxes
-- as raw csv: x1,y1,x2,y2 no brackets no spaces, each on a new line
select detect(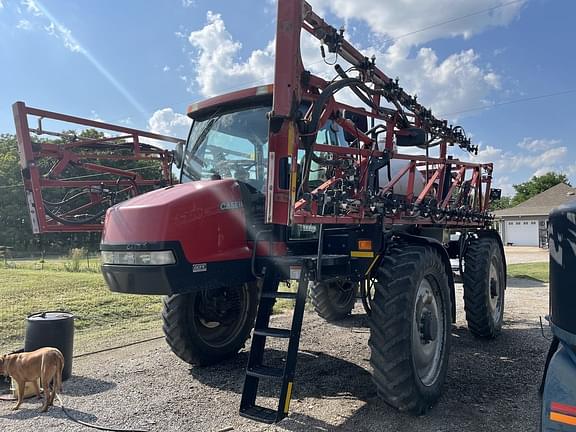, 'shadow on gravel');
276,325,547,431
188,348,375,402
324,312,370,329
63,375,116,397
186,321,547,431
507,277,547,288
0,404,97,423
